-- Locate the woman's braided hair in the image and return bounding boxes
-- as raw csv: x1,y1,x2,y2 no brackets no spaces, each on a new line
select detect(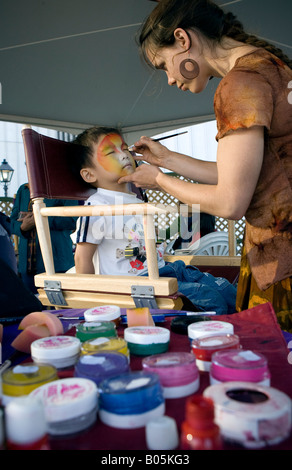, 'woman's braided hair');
139,0,292,69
